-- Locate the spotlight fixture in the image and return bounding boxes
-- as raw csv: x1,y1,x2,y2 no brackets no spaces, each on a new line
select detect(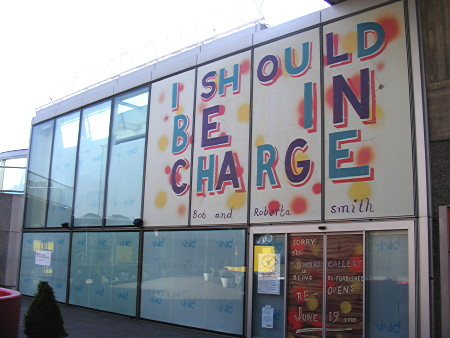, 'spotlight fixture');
61,222,70,228
133,218,143,227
